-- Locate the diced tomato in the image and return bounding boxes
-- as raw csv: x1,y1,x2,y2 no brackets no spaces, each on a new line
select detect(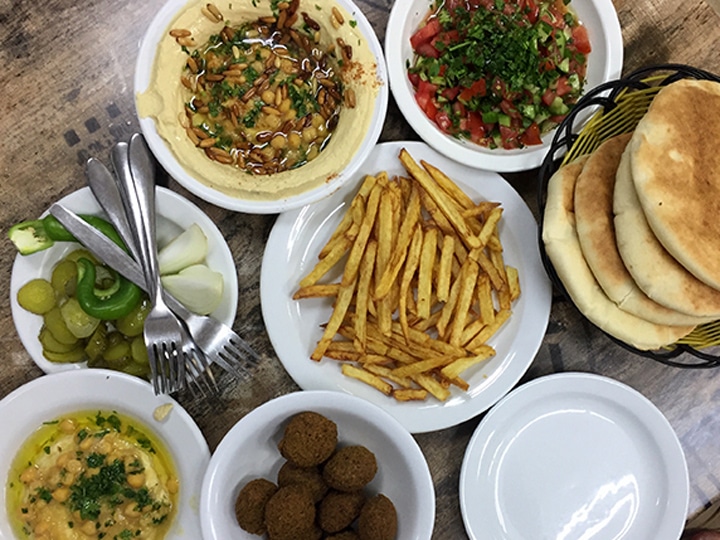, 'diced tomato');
542,88,557,106
458,79,487,102
410,17,441,50
415,80,439,120
500,99,521,119
408,72,420,87
540,59,555,72
452,101,467,117
435,111,453,133
499,125,520,149
431,30,460,49
555,76,573,97
524,0,539,23
466,112,486,142
572,25,592,55
415,42,440,58
519,122,542,146
441,86,460,101
417,80,438,97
